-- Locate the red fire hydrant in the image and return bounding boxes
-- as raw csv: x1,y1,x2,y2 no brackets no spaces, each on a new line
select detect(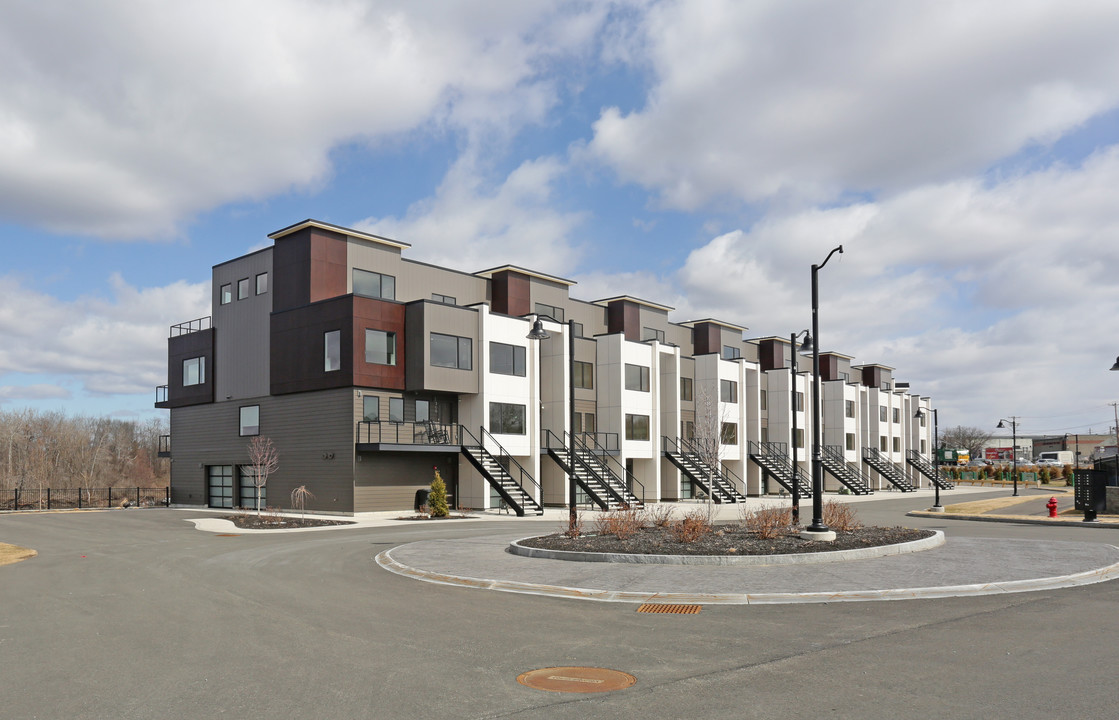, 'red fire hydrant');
1047,497,1059,519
